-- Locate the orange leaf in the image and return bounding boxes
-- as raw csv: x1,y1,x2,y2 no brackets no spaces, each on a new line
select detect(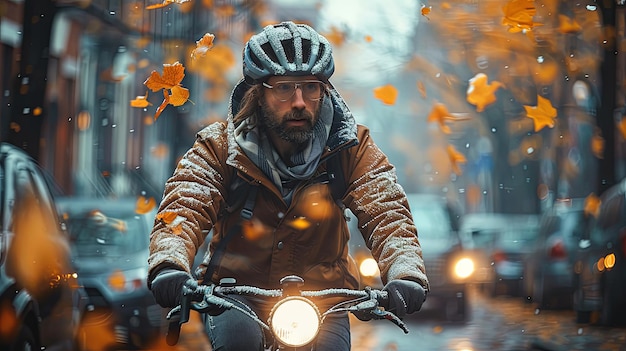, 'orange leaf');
156,211,177,224
373,84,398,105
169,85,190,106
502,0,542,32
584,193,601,218
154,90,170,121
591,132,605,159
447,145,467,175
421,6,431,20
130,91,153,108
146,0,190,10
466,73,502,112
524,95,557,132
191,33,216,60
136,196,156,215
427,103,453,134
558,15,582,34
144,61,185,92
417,81,426,98
324,26,346,47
